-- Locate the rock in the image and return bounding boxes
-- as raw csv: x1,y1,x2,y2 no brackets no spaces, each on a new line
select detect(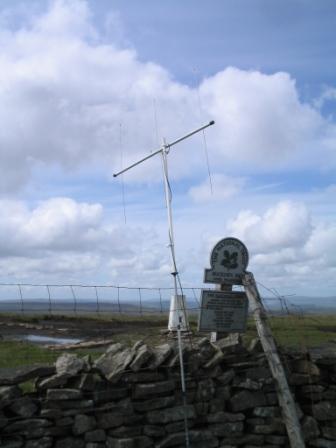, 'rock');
40,408,62,419
148,344,172,369
196,378,215,401
204,349,225,369
121,372,165,383
93,387,128,404
236,378,261,390
0,437,24,448
248,337,263,353
10,397,38,417
253,406,280,418
309,439,336,448
75,373,96,391
25,437,53,448
129,343,152,372
291,359,320,376
313,402,336,421
110,426,142,437
217,369,235,385
0,410,8,428
99,398,133,414
143,425,165,438
54,437,85,448
0,365,55,386
245,366,271,380
95,348,134,383
47,388,82,400
197,338,217,360
133,380,175,399
220,434,265,446
216,333,242,350
43,398,93,410
322,426,336,440
85,429,106,442
107,438,134,448
209,421,244,436
265,434,287,445
206,411,245,423
96,412,124,429
4,418,51,434
147,405,196,424
73,414,96,435
156,430,216,448
36,373,70,390
133,396,175,412
0,385,22,409
230,390,267,412
56,353,85,376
